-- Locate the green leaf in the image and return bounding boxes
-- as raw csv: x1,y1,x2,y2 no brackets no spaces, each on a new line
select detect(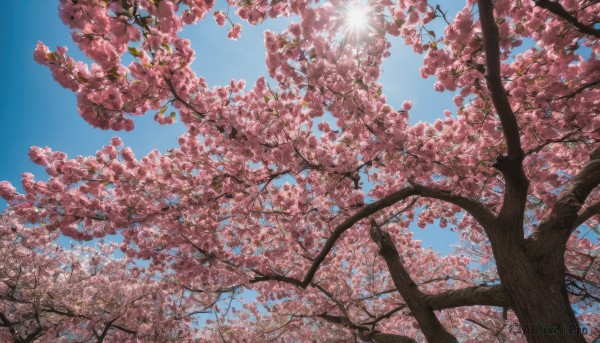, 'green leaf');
128,47,141,57
160,43,172,54
211,176,222,191
107,73,120,81
45,52,58,62
76,72,88,83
